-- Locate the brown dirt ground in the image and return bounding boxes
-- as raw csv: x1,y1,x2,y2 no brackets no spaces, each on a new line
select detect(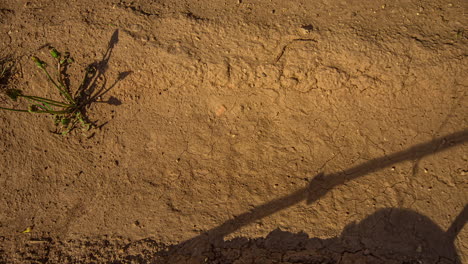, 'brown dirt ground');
0,0,467,263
